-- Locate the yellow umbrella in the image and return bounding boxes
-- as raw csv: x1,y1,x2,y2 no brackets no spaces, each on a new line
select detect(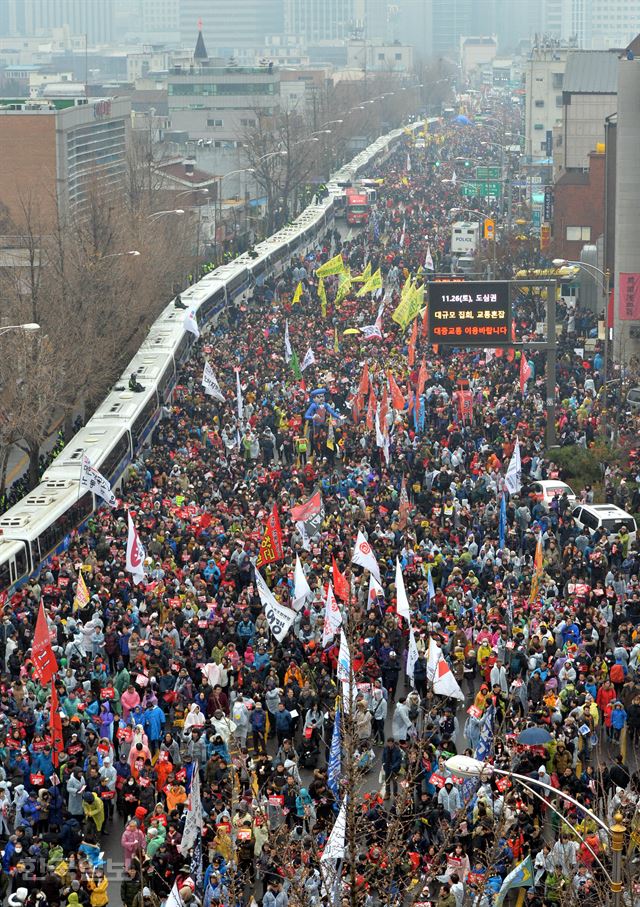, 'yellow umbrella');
343,328,360,335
